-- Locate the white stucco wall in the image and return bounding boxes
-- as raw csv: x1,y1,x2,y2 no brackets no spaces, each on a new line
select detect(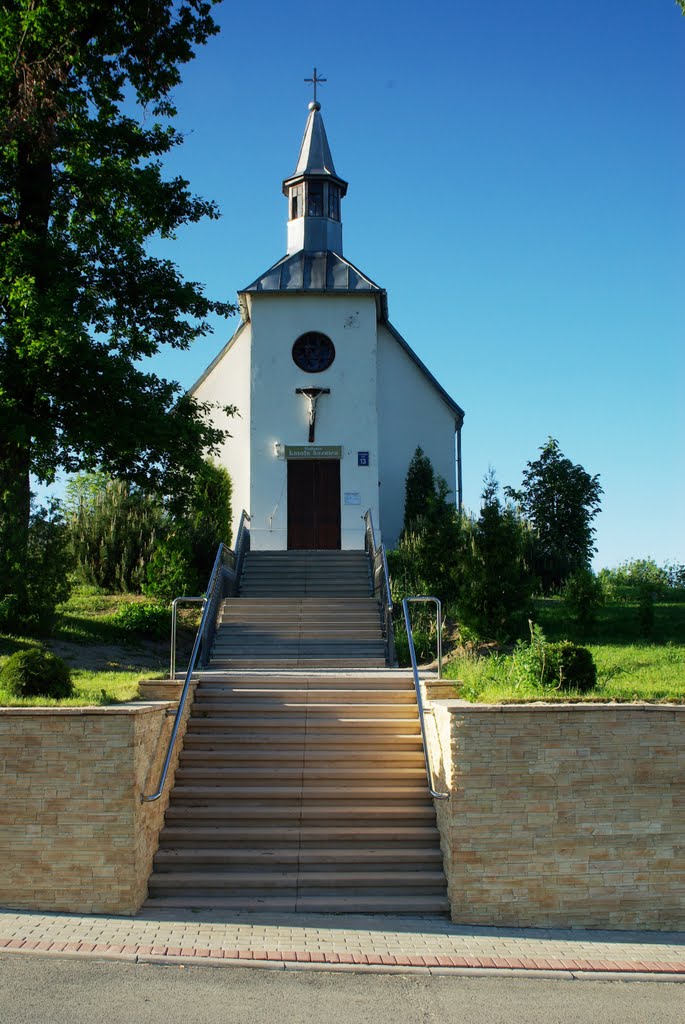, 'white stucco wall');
248,292,380,550
191,298,460,555
376,324,457,549
190,321,252,546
